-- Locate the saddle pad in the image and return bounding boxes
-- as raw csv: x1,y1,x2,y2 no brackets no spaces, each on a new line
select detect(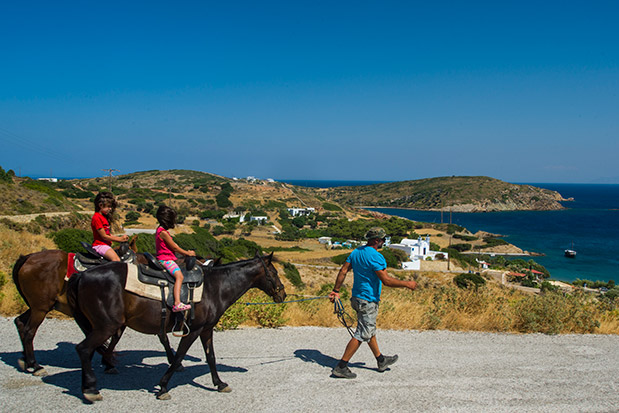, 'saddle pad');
65,253,77,281
124,263,203,303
